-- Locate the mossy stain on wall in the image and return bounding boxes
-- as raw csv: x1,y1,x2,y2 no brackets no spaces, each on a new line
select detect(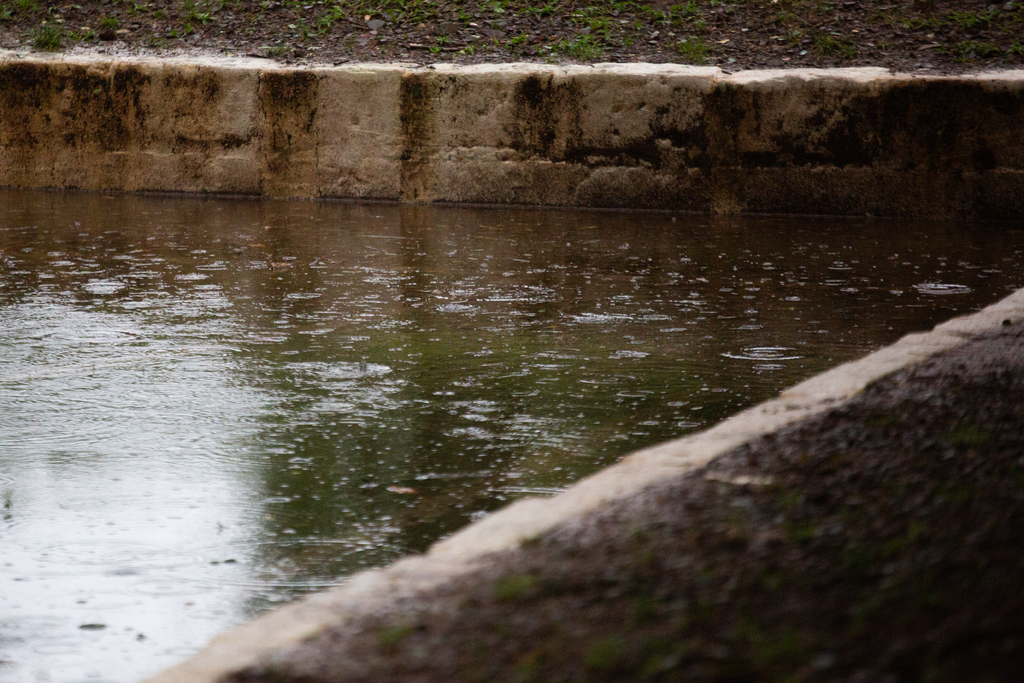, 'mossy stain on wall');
259,70,320,191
